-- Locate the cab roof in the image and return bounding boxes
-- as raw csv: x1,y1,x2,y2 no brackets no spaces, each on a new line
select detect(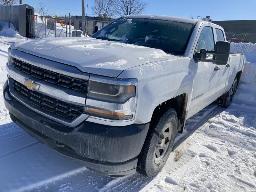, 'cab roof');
126,15,199,24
